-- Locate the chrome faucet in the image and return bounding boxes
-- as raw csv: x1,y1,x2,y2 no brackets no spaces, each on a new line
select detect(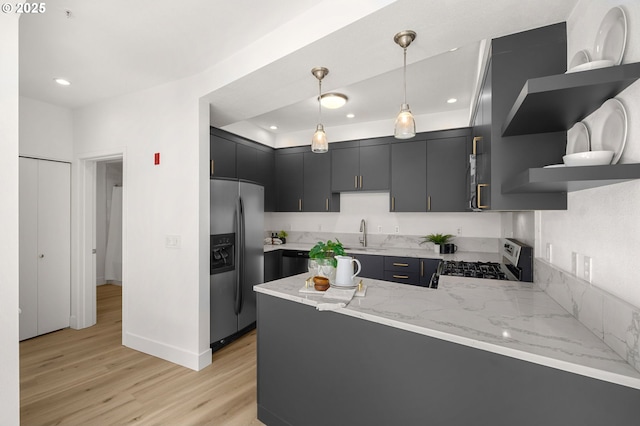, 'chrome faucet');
359,219,366,247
